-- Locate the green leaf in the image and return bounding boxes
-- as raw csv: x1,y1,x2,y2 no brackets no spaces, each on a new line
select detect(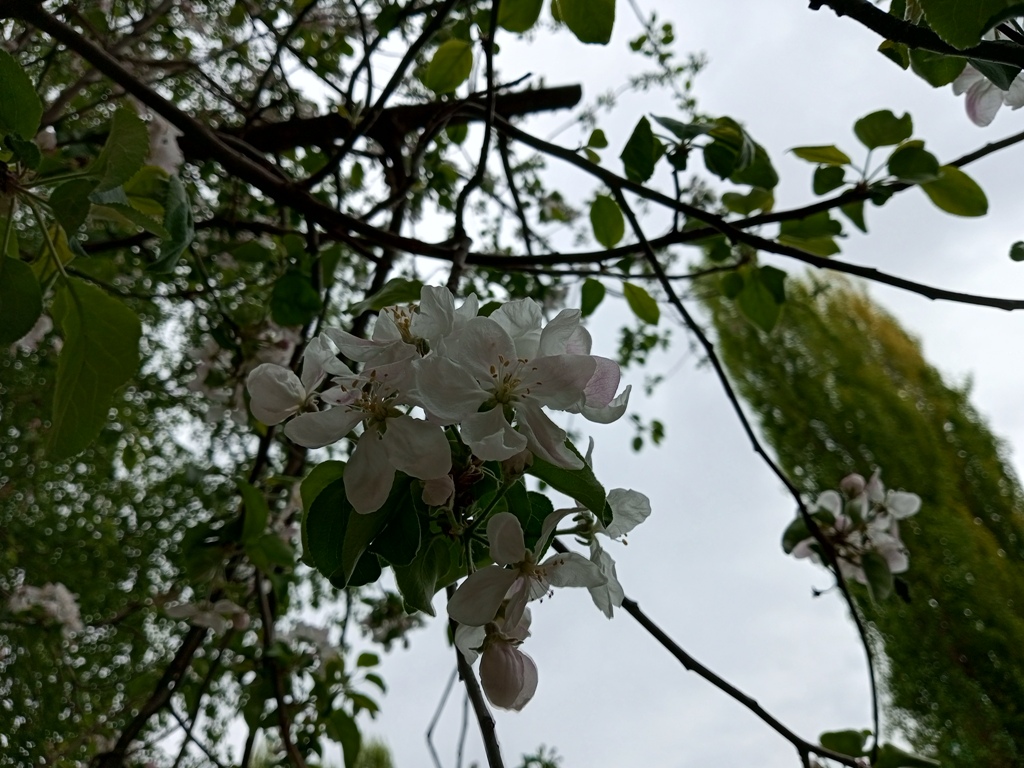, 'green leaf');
840,200,868,233
237,480,270,545
587,128,609,149
622,282,660,324
819,729,871,757
721,187,774,215
393,536,455,615
356,652,379,668
6,134,41,169
813,165,846,195
878,39,910,69
423,40,474,93
1010,241,1024,261
759,265,787,303
49,278,141,458
498,0,543,32
368,492,421,567
731,144,778,189
620,117,664,183
781,516,810,554
853,110,913,149
325,709,362,768
301,461,347,511
271,270,322,327
527,442,610,524
92,108,150,193
917,0,1024,49
151,174,195,273
862,550,894,602
790,145,851,166
737,268,784,333
553,0,616,45
0,257,44,345
720,272,744,300
445,122,468,144
909,48,966,87
304,477,350,576
247,533,294,571
49,179,97,236
652,115,712,141
778,212,843,256
590,194,625,248
969,57,1022,90
921,165,988,217
887,144,940,183
581,278,606,317
875,743,940,768
349,277,424,315
0,50,43,139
